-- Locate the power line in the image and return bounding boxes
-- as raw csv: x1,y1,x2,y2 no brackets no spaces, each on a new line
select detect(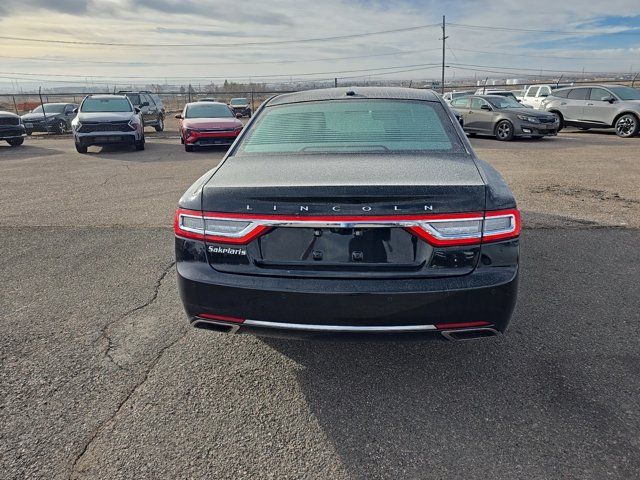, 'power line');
0,23,440,48
0,48,441,67
448,62,627,76
447,22,640,36
449,46,629,61
0,64,443,85
0,63,441,81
